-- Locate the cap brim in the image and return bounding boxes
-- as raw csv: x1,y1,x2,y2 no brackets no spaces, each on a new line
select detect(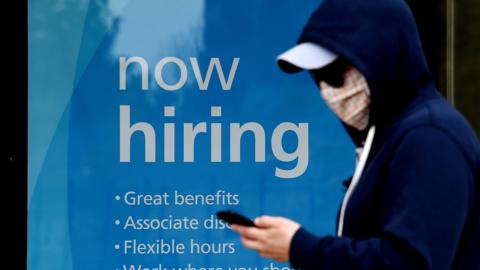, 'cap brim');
276,42,338,73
